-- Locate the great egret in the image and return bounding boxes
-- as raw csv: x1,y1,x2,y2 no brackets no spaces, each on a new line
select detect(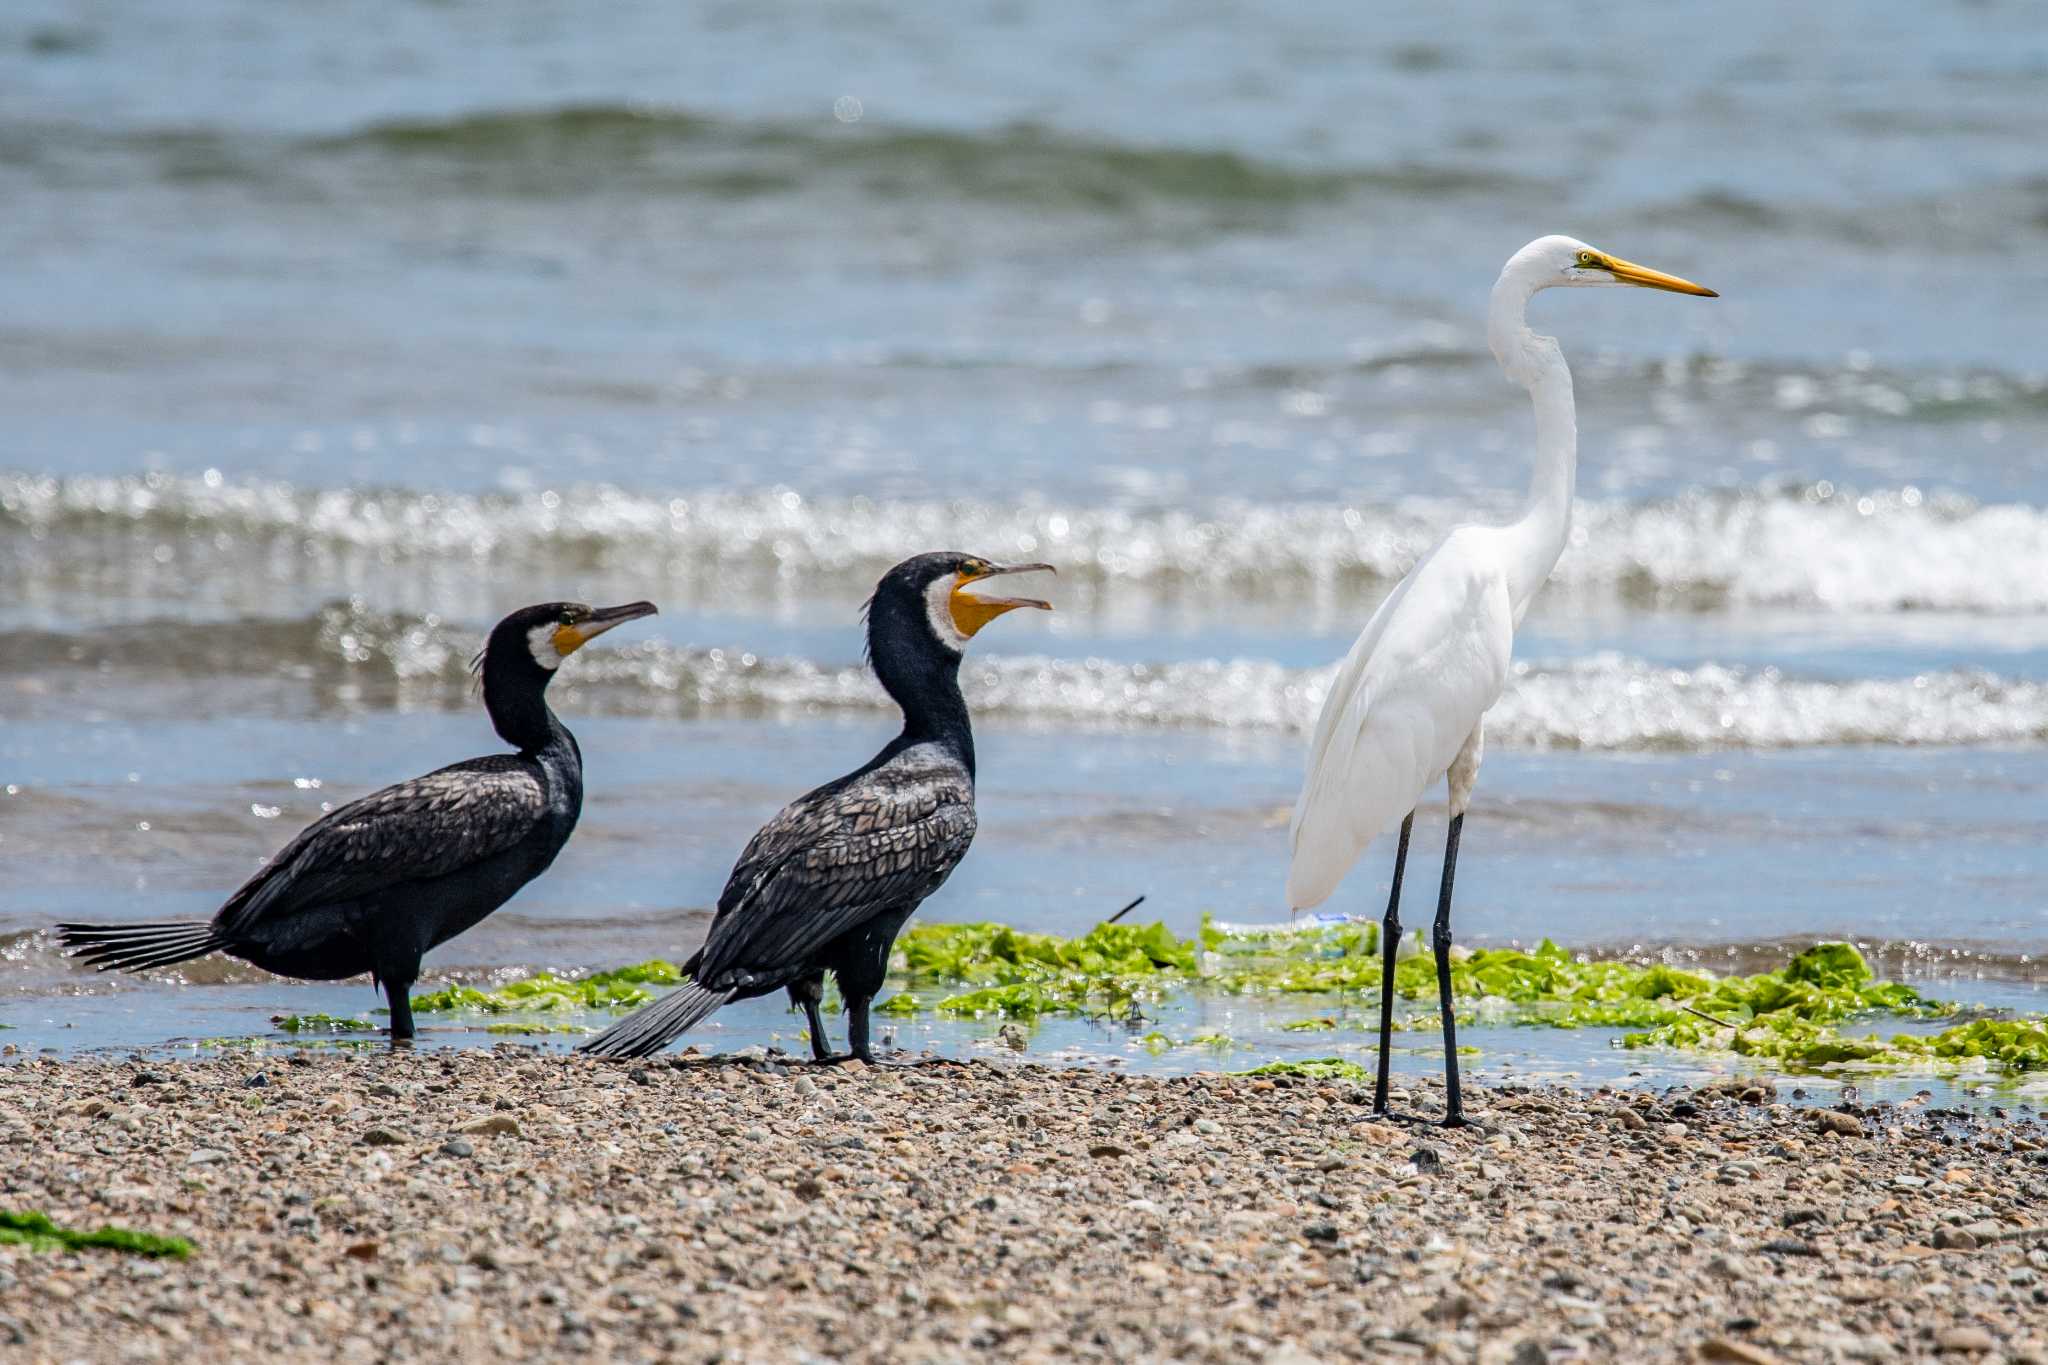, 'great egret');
1286,236,1716,1126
